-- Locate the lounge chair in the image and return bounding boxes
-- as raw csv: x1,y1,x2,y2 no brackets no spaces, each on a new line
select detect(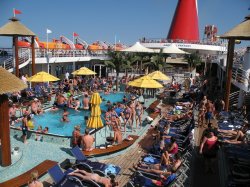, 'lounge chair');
129,171,177,187
48,164,104,187
48,164,83,187
71,146,121,176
